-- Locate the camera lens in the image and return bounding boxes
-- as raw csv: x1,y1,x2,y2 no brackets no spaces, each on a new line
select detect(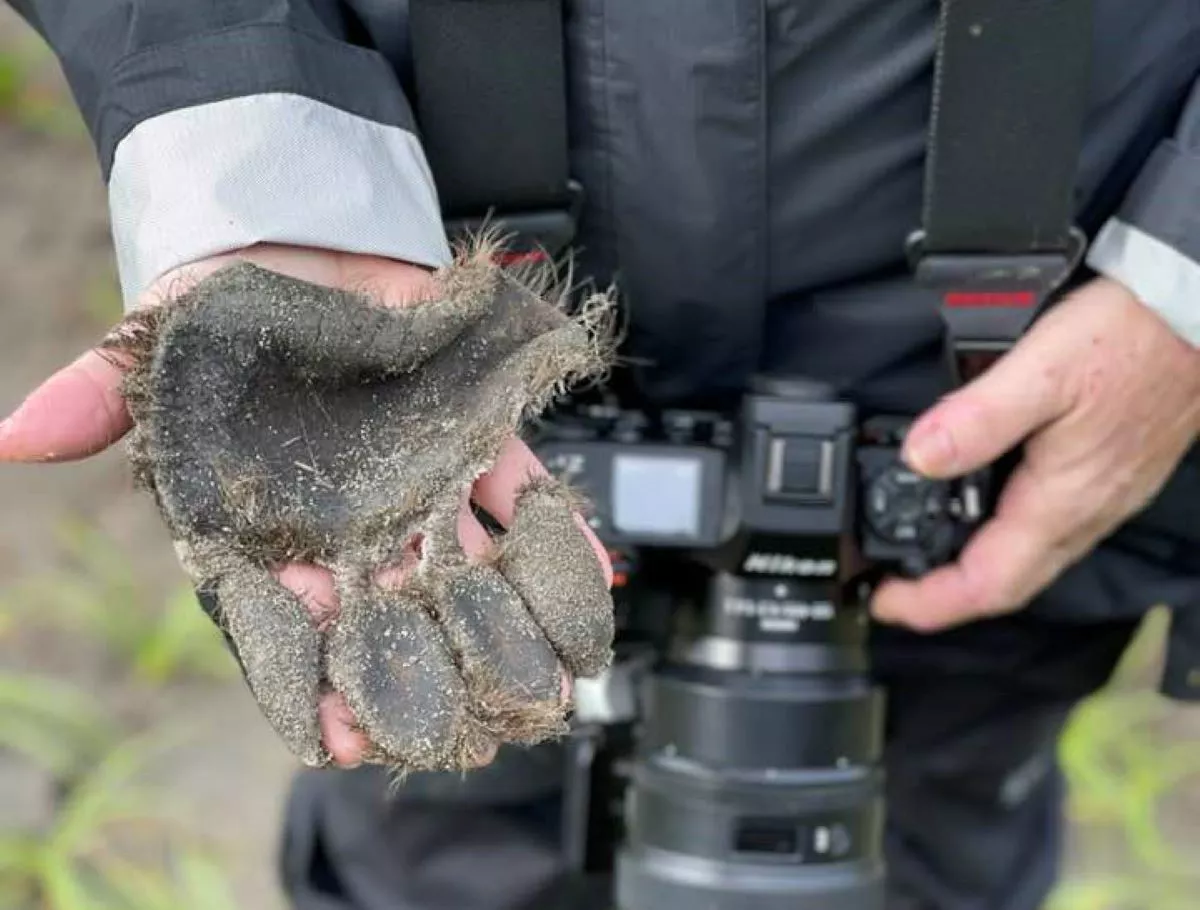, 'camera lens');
614,573,886,910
